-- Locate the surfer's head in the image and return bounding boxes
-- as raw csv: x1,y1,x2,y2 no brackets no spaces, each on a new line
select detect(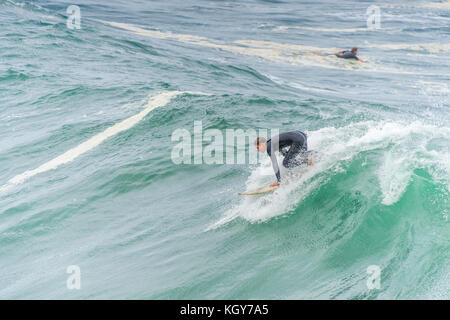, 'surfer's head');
255,137,267,153
351,47,358,54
